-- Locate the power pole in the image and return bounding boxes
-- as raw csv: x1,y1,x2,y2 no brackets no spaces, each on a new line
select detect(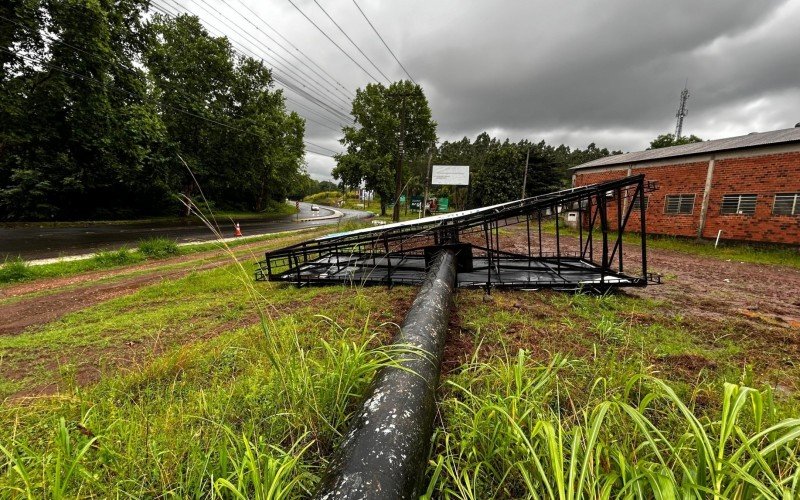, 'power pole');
521,147,531,200
420,144,434,219
389,91,413,222
675,80,690,139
